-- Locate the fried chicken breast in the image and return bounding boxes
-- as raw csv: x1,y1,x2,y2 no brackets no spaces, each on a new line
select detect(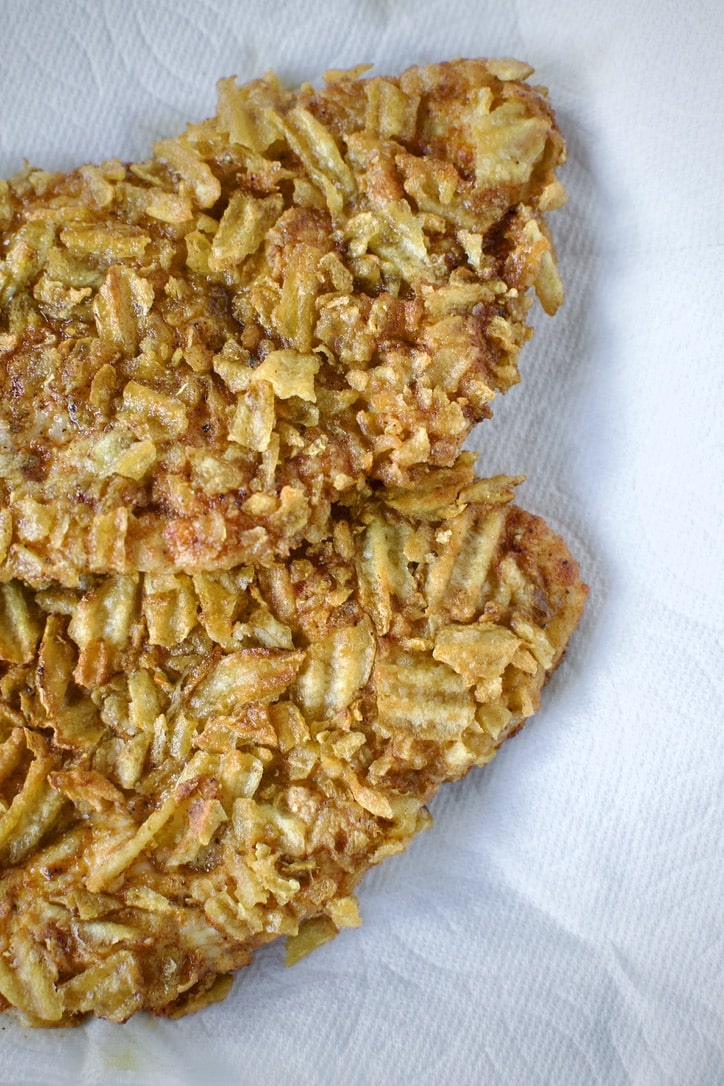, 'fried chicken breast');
0,60,566,586
0,458,586,1025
